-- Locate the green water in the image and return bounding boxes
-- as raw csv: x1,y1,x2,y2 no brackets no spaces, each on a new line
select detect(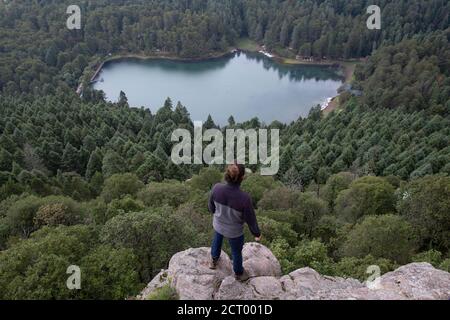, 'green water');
94,52,343,124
